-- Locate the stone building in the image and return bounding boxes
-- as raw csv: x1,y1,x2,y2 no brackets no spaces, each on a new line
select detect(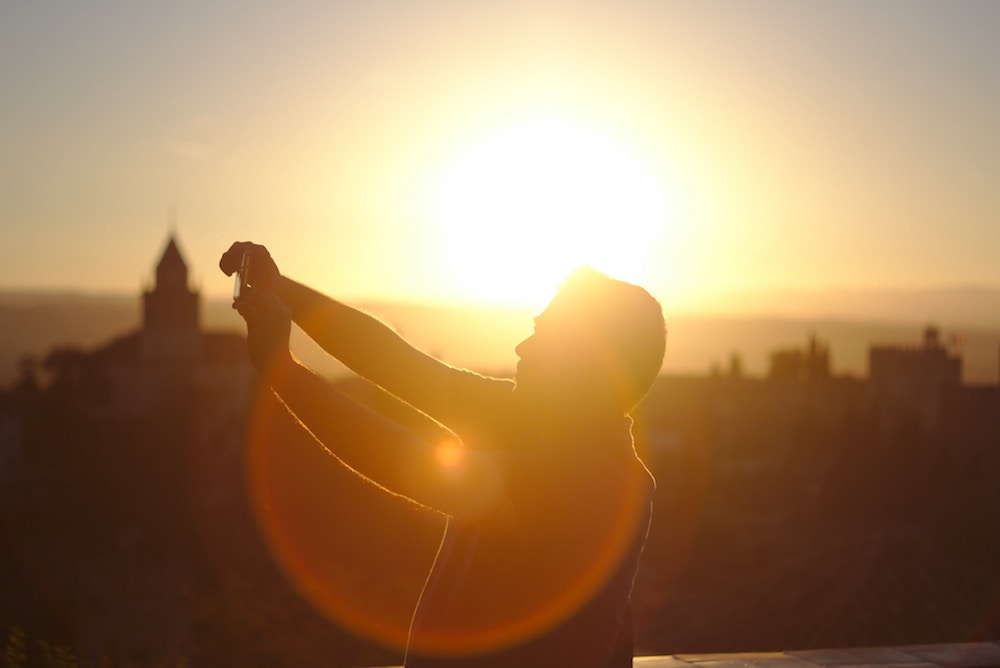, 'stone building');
84,235,253,420
67,234,256,666
868,326,962,441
